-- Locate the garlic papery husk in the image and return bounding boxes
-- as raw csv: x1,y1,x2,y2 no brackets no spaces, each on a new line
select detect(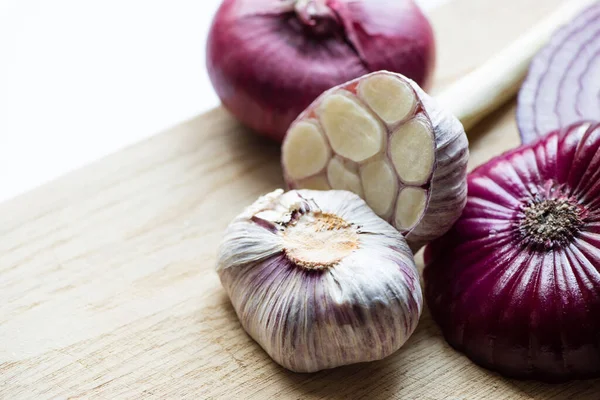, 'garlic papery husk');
216,189,422,373
281,71,469,252
424,121,600,382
